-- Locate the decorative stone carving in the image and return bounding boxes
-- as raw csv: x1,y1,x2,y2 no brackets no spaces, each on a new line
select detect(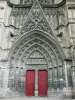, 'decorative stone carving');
8,7,30,29
9,0,64,5
8,0,66,38
8,32,65,93
8,0,65,95
19,0,57,38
